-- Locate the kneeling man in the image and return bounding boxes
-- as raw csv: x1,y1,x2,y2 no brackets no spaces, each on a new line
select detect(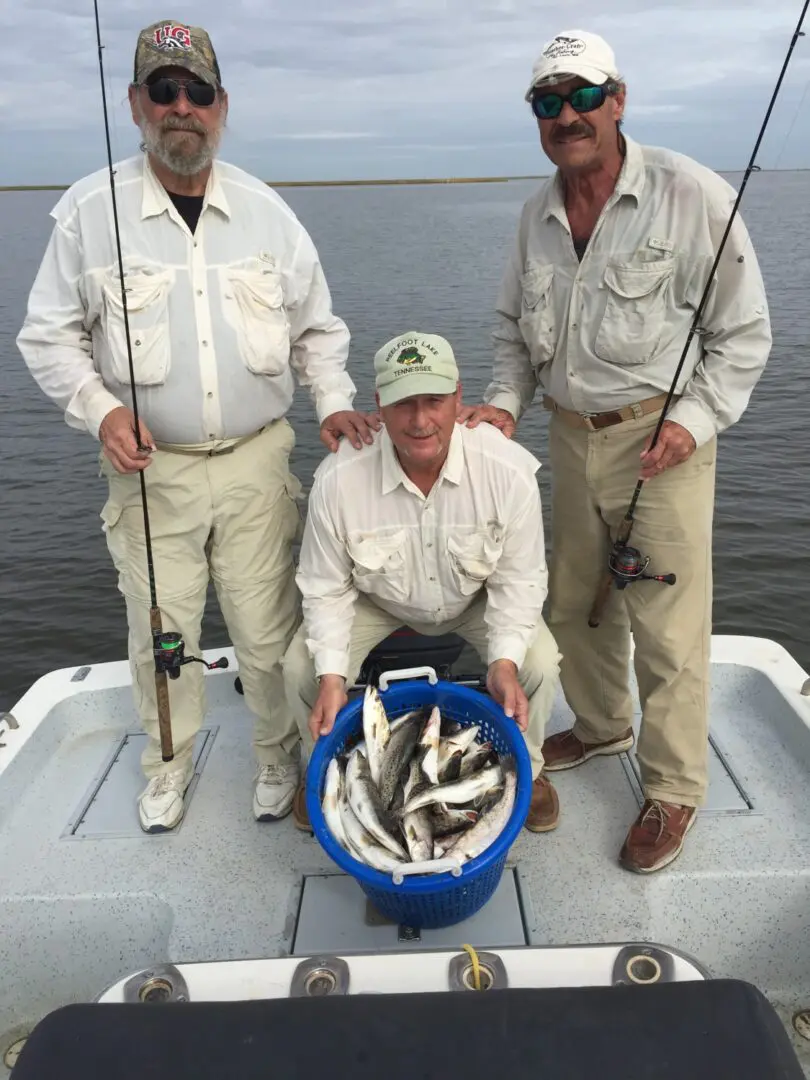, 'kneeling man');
282,331,562,832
